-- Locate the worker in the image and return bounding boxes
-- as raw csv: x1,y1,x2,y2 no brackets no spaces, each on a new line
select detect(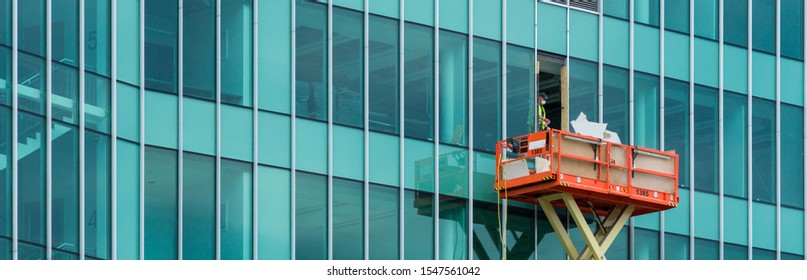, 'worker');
537,92,550,131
